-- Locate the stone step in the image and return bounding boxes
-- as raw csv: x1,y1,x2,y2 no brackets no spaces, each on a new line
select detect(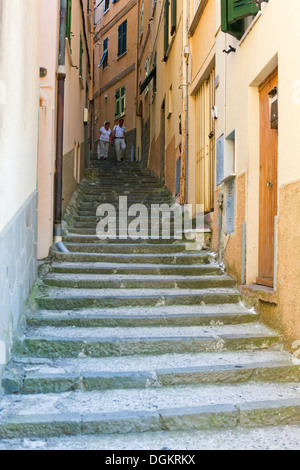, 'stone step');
67,231,182,242
3,350,298,395
53,251,212,265
83,188,169,195
14,323,279,358
26,304,257,327
74,215,177,222
75,210,176,217
1,383,300,438
77,203,173,211
72,224,179,233
43,273,236,290
2,425,300,450
64,243,198,254
34,287,241,310
50,261,223,276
